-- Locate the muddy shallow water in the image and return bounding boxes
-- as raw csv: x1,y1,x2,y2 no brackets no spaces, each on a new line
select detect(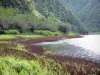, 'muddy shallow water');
36,35,100,63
